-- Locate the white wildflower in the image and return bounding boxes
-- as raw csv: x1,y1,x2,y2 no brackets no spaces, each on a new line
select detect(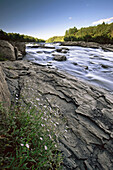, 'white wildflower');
44,145,47,150
40,137,43,140
48,134,52,139
36,98,40,101
20,144,24,146
26,144,29,148
54,124,56,127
